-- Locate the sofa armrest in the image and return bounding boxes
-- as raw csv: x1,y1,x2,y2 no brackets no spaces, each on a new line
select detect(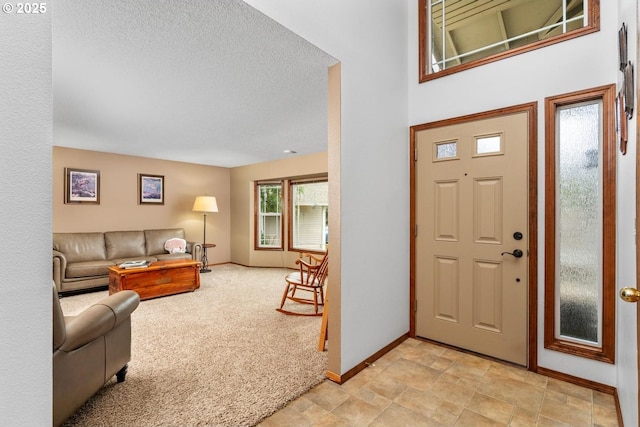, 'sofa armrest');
191,243,202,261
52,250,67,291
61,291,140,352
